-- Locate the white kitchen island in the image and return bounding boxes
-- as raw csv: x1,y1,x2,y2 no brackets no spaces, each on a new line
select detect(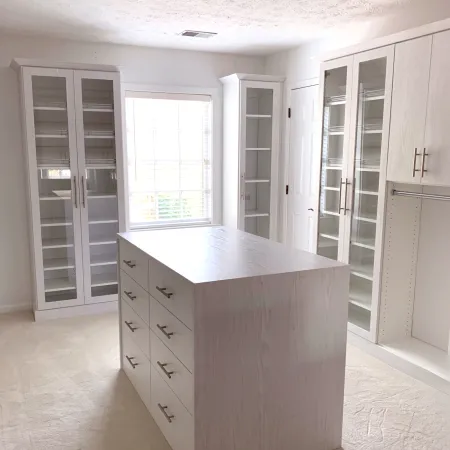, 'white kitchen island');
118,226,349,450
